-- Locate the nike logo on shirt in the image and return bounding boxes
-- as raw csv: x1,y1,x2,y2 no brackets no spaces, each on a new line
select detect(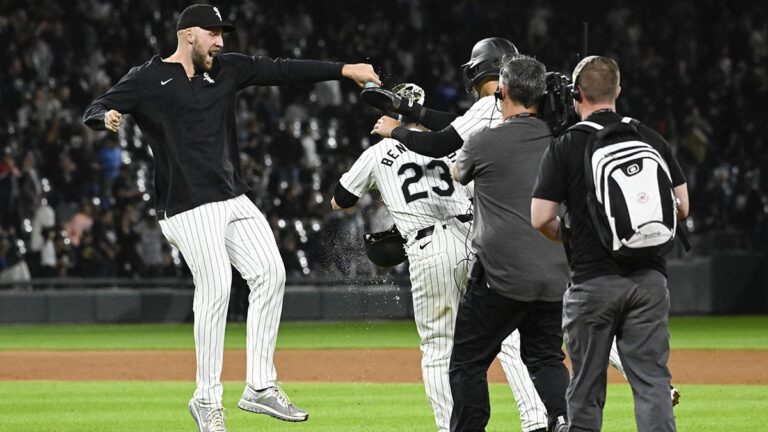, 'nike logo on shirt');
419,241,432,250
161,78,173,85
